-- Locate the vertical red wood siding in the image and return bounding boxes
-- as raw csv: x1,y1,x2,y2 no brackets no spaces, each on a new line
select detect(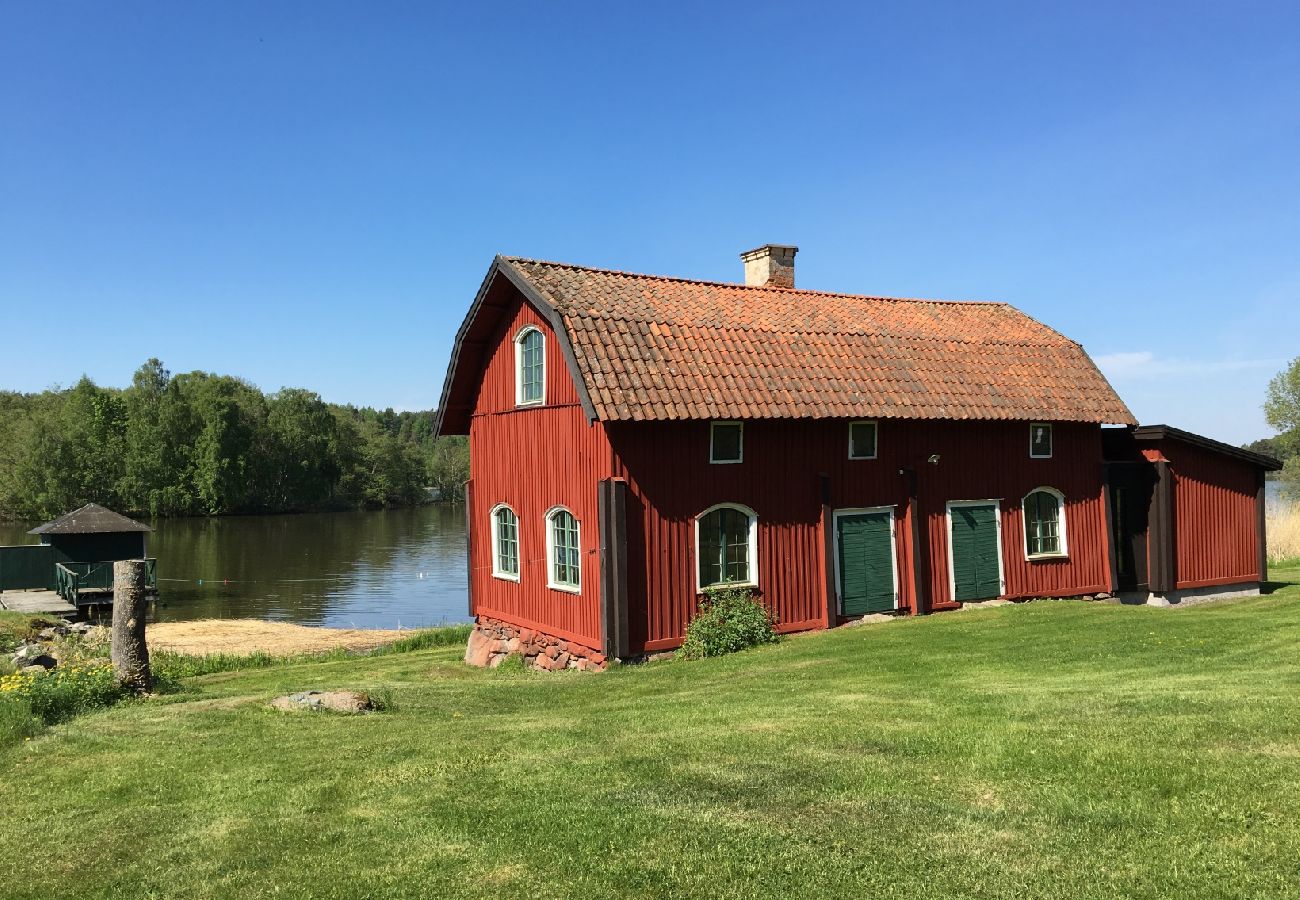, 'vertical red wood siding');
1159,441,1262,588
466,295,610,650
921,422,1110,607
609,418,1110,652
